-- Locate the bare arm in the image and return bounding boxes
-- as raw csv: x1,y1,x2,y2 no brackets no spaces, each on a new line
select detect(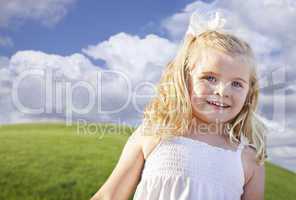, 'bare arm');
90,125,146,200
241,153,265,200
